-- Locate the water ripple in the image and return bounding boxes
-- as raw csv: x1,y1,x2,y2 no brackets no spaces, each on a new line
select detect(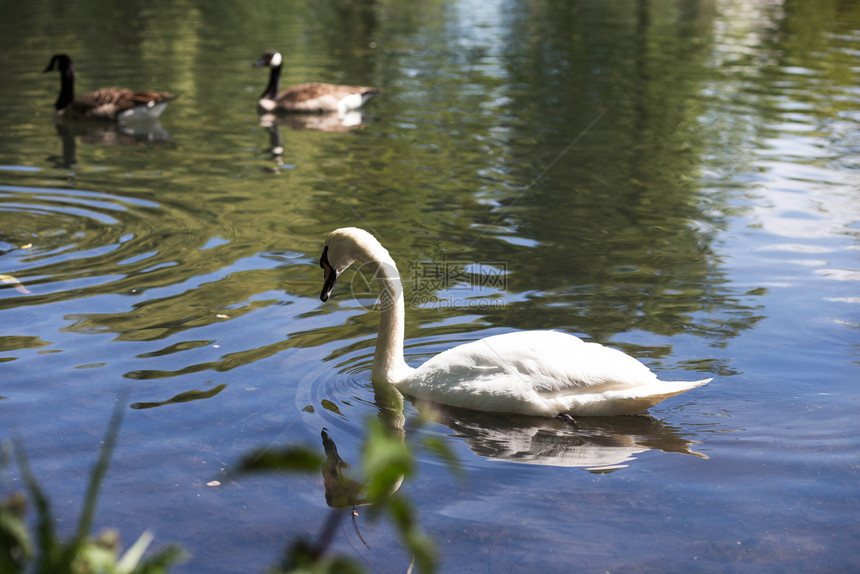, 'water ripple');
0,184,164,299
